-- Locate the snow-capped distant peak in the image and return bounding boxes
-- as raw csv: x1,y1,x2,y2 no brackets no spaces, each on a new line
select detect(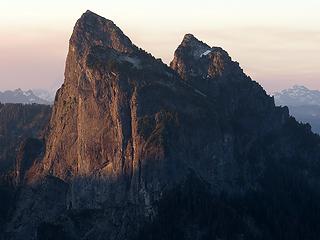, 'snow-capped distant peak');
32,88,56,103
292,85,308,90
23,90,34,97
274,85,320,107
0,89,51,105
